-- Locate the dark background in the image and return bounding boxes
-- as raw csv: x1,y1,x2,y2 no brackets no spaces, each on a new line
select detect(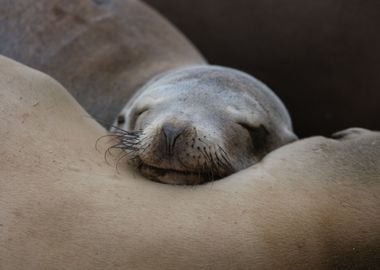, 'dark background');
145,0,380,137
